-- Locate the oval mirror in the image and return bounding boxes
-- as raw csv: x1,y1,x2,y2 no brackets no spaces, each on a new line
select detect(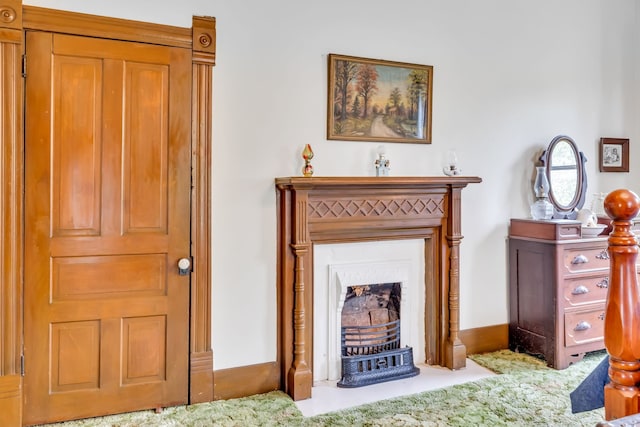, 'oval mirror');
539,135,587,219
